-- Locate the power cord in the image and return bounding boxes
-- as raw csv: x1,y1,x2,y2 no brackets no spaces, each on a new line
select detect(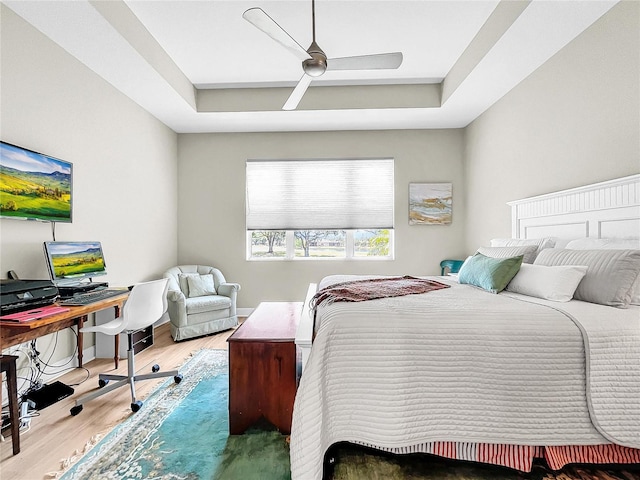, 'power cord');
21,328,88,392
2,327,91,437
27,329,90,385
0,400,39,441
